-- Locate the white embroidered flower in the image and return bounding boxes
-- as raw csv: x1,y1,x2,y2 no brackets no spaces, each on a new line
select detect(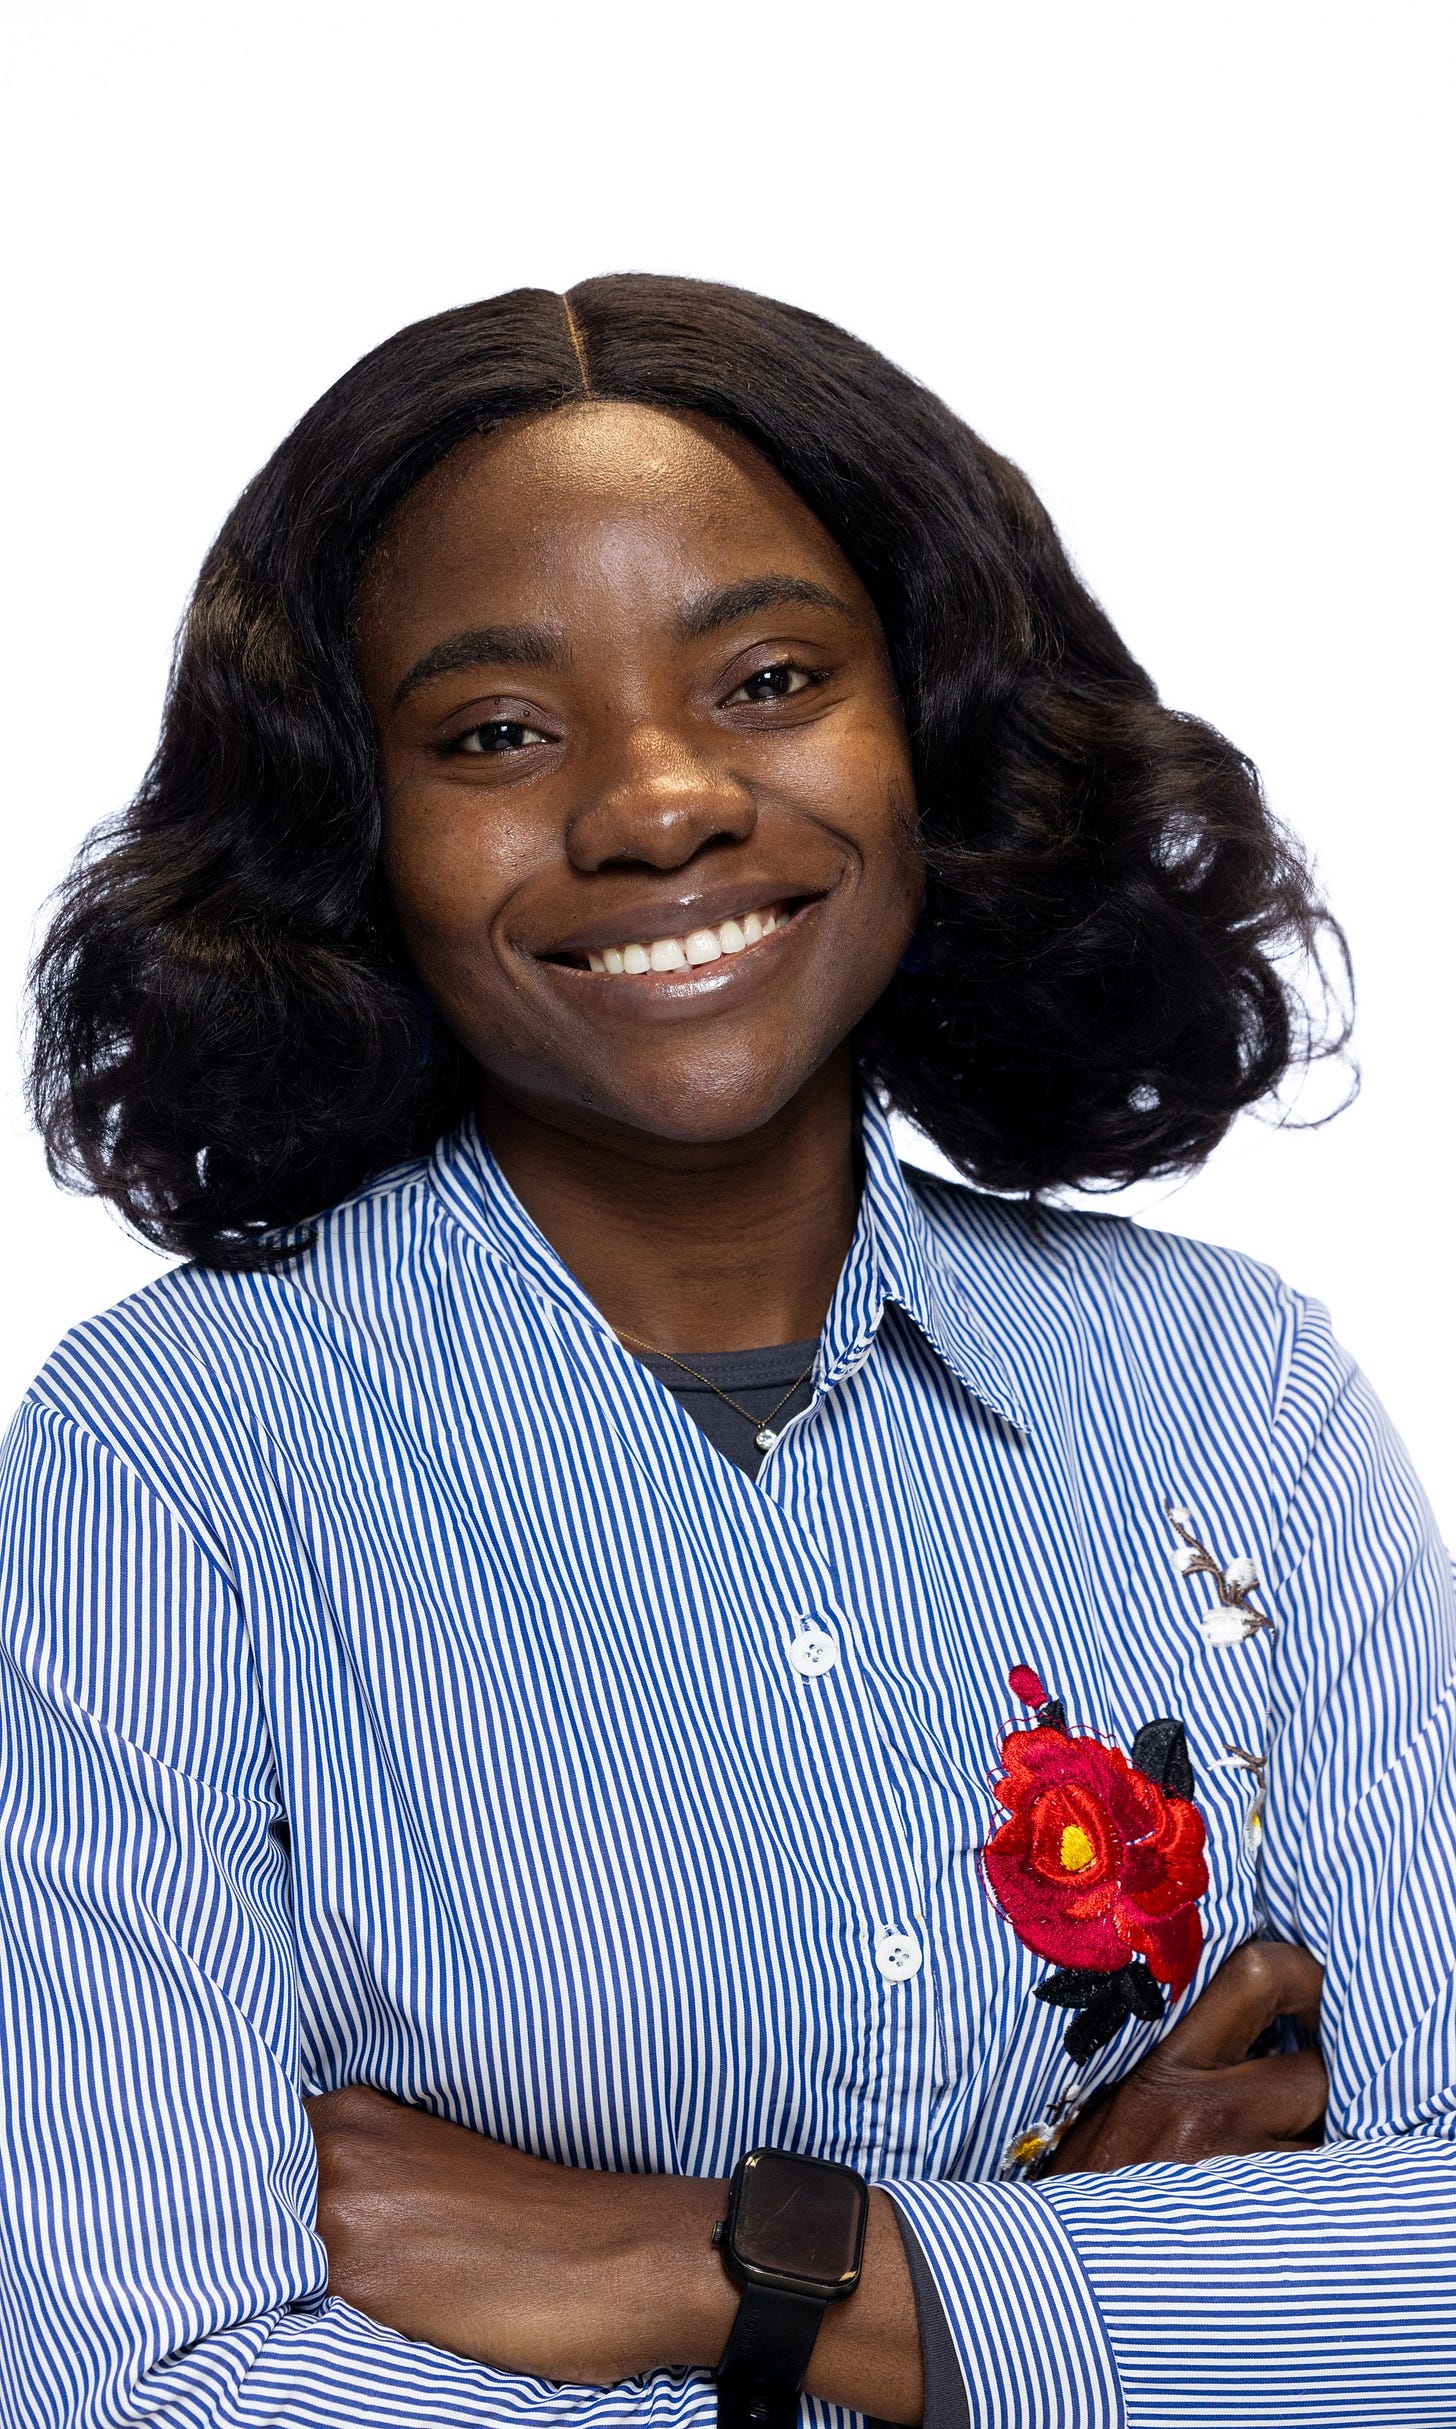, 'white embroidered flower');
1000,2122,1056,2176
1166,1497,1276,1646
